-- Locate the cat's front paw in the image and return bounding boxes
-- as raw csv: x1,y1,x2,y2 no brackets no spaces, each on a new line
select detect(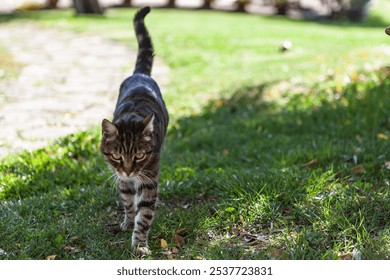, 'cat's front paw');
132,244,151,257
